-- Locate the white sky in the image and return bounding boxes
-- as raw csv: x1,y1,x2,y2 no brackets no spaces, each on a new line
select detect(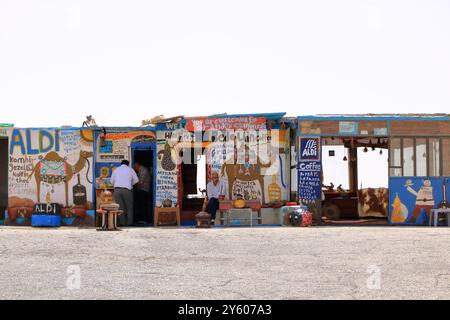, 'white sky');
1,0,449,127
